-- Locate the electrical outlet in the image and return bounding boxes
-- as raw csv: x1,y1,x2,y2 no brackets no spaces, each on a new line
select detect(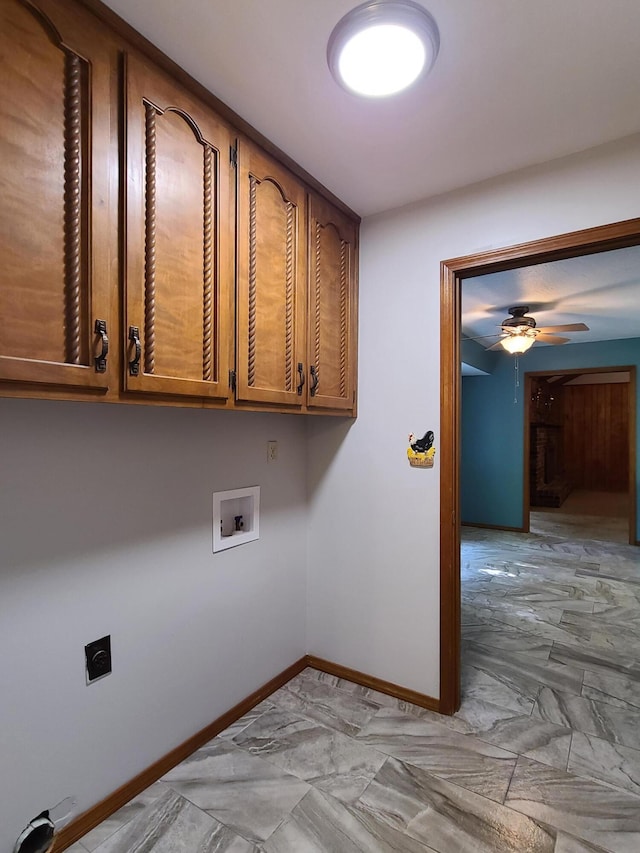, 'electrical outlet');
267,440,278,462
85,635,111,683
